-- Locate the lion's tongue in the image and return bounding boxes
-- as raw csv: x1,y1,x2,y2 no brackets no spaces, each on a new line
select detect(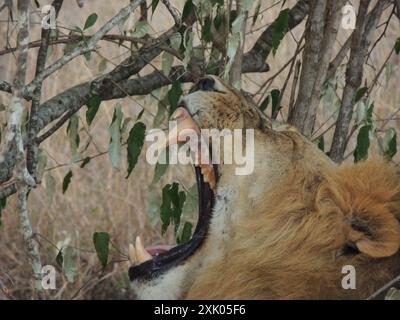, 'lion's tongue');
145,245,174,256
167,107,216,189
